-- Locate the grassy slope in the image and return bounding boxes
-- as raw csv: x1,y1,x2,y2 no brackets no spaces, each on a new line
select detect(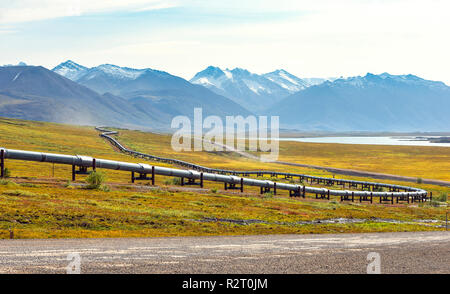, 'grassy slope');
0,117,448,239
